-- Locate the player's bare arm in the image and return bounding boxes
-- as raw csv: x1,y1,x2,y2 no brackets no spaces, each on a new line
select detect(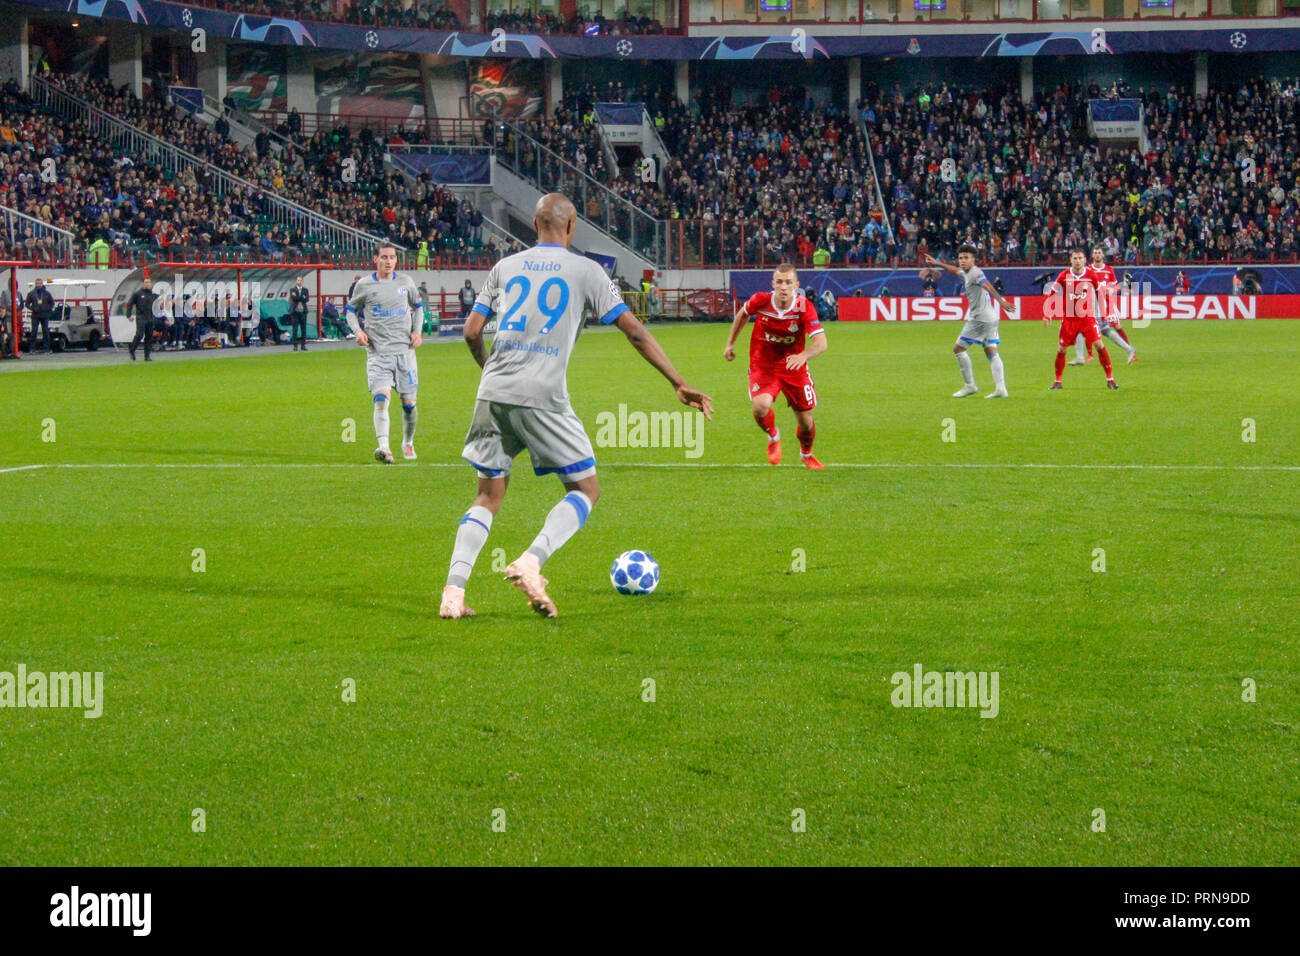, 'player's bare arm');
983,281,1016,315
463,311,488,369
925,254,967,277
616,312,713,419
785,330,828,370
723,306,748,361
1042,281,1063,325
